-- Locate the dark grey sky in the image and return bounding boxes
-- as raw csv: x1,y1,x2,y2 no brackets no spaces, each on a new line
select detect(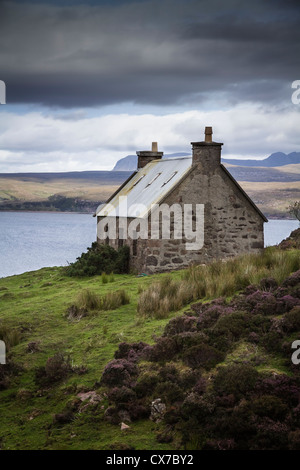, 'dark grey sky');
1,0,299,108
0,0,299,172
